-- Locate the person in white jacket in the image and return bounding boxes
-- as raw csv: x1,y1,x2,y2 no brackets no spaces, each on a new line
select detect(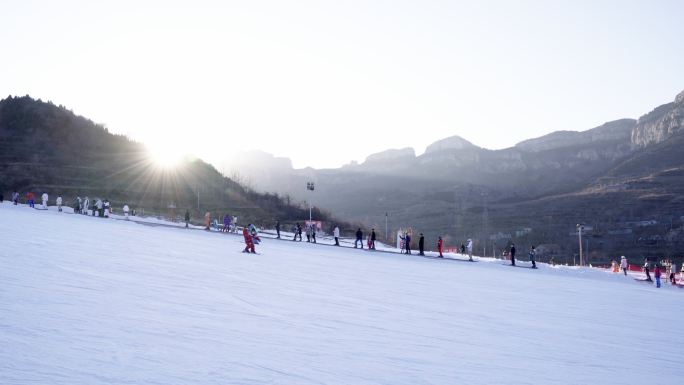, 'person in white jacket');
96,199,103,217
104,200,110,217
82,197,90,215
41,192,48,209
333,226,340,246
56,195,63,212
466,239,473,261
123,204,130,220
620,256,628,276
